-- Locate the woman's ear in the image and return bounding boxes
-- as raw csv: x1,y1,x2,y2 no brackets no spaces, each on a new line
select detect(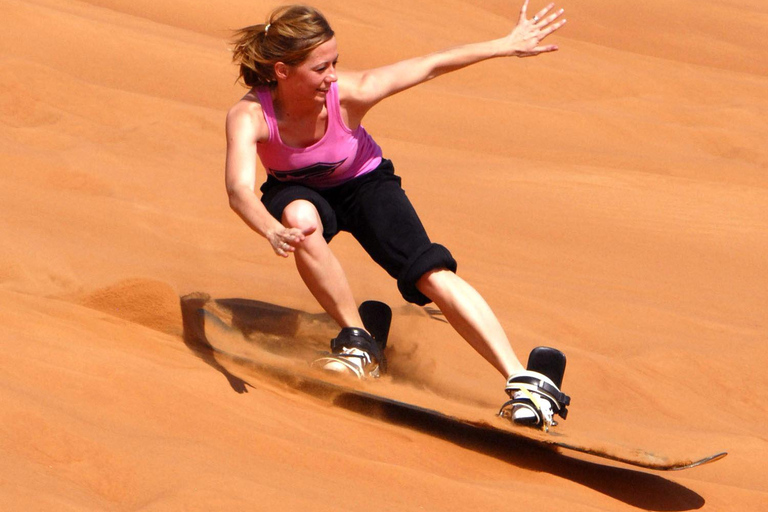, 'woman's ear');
274,62,290,80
